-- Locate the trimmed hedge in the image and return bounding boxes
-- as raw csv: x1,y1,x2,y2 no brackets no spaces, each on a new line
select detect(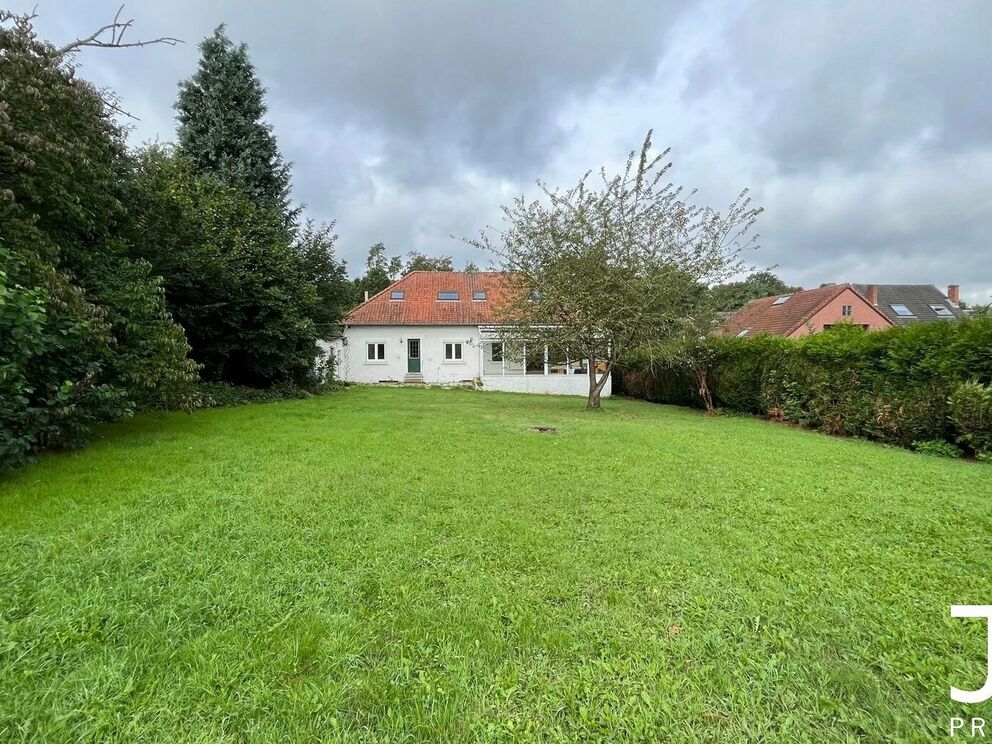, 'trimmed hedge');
949,380,992,455
621,319,992,456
